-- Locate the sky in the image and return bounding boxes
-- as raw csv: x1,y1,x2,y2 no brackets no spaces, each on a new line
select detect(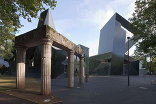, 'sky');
16,0,136,56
